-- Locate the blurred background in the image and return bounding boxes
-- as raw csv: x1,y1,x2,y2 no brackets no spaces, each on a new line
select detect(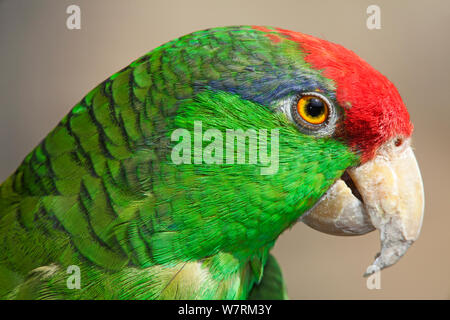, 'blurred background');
1,0,449,299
